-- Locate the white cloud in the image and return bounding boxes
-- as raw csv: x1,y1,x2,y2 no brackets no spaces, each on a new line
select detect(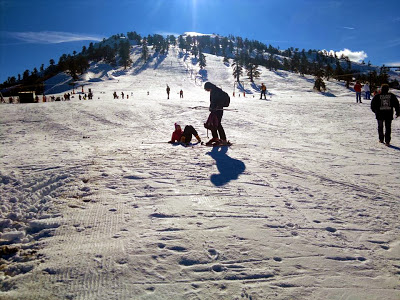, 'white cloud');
155,31,181,37
342,26,355,30
385,62,400,67
9,31,103,44
183,32,213,37
326,48,368,63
